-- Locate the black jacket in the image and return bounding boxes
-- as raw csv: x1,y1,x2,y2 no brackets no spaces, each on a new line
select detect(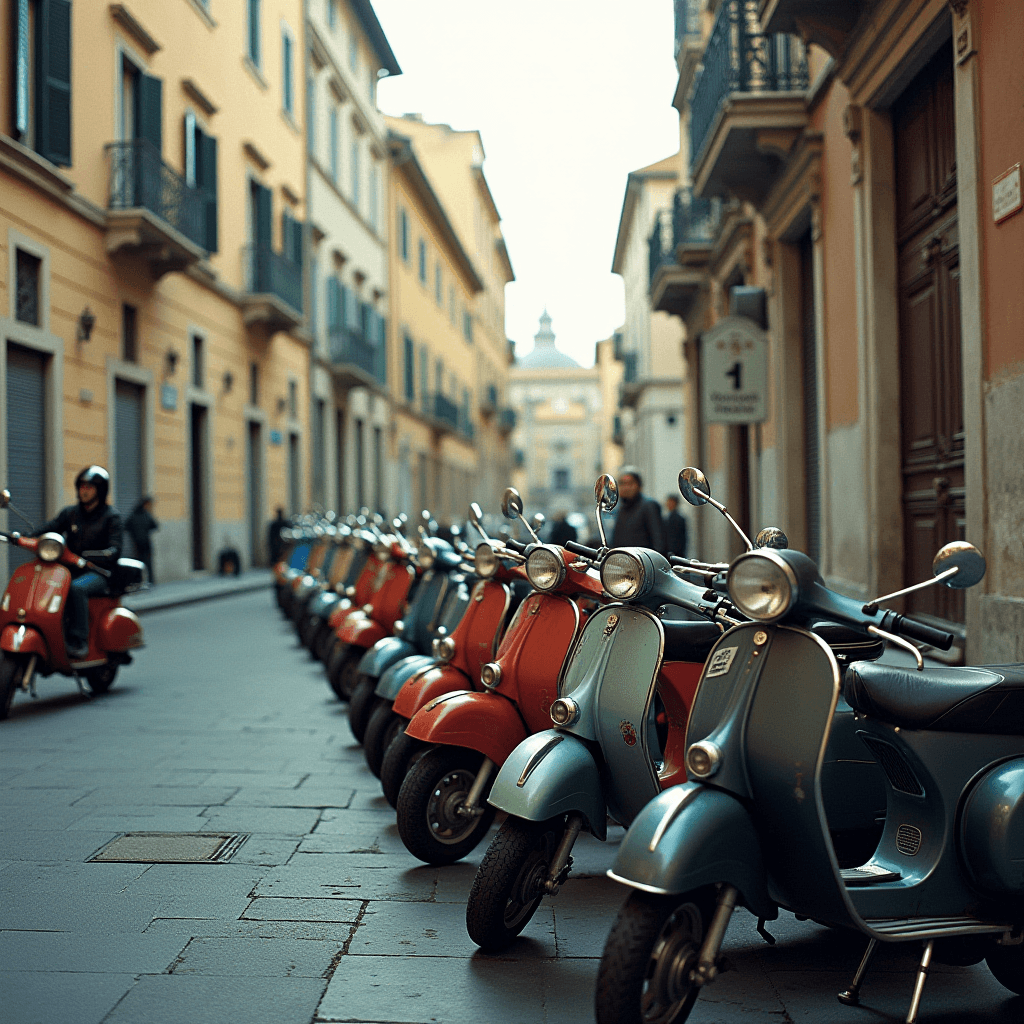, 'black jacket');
36,503,123,572
664,510,688,559
610,494,666,554
125,506,159,551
